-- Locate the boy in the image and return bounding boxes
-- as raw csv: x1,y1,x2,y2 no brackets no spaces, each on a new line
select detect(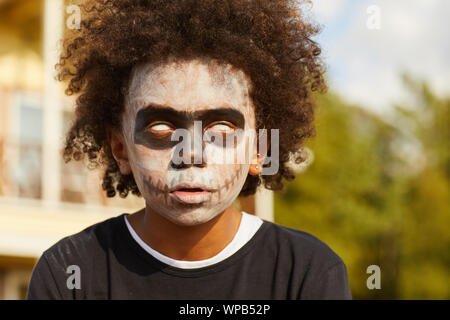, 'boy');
27,0,352,299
